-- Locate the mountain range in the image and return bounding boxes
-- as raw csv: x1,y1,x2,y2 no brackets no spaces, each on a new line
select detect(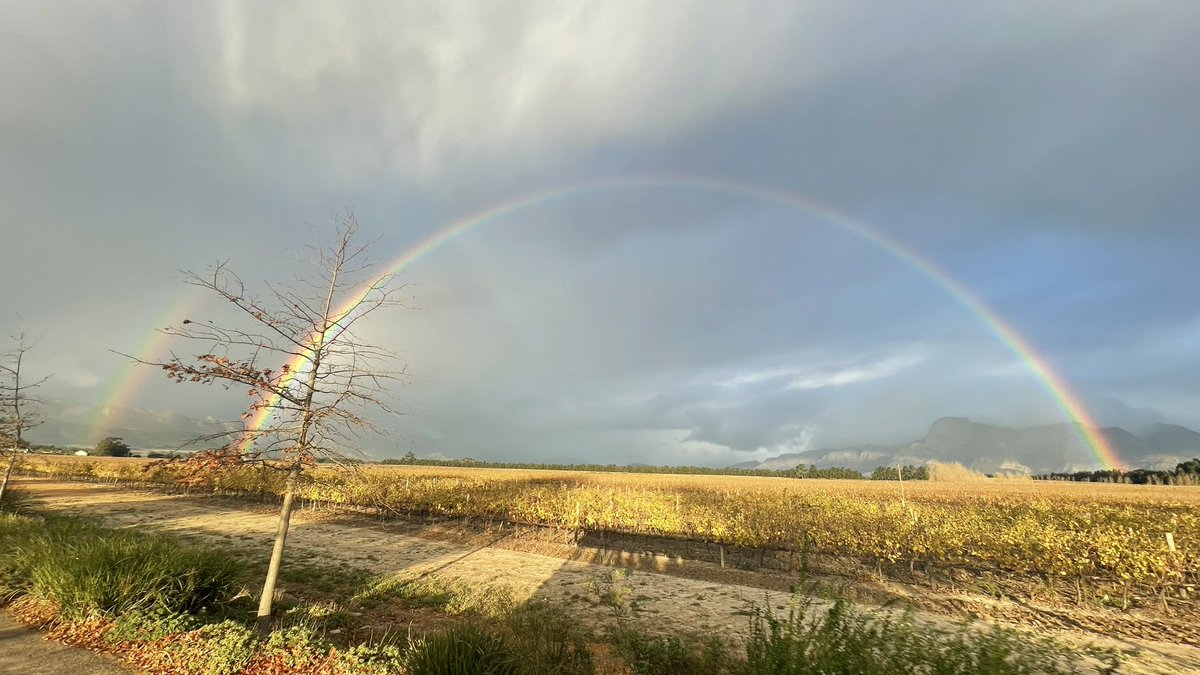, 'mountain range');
733,417,1200,474
27,401,1200,473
